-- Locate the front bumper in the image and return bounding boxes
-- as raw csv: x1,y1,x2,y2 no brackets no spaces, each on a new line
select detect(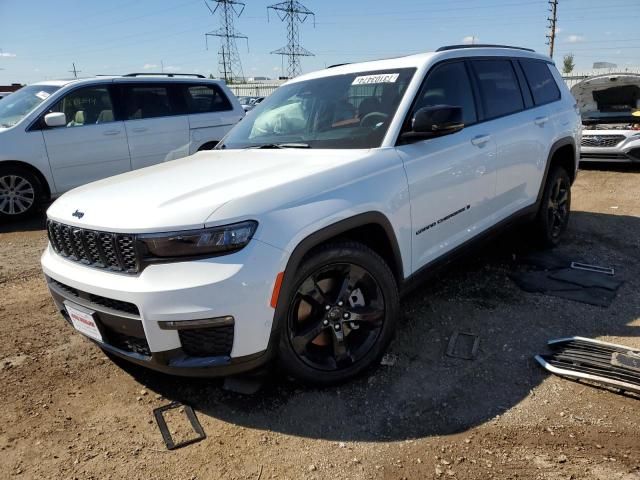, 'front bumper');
41,238,286,377
580,142,640,163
